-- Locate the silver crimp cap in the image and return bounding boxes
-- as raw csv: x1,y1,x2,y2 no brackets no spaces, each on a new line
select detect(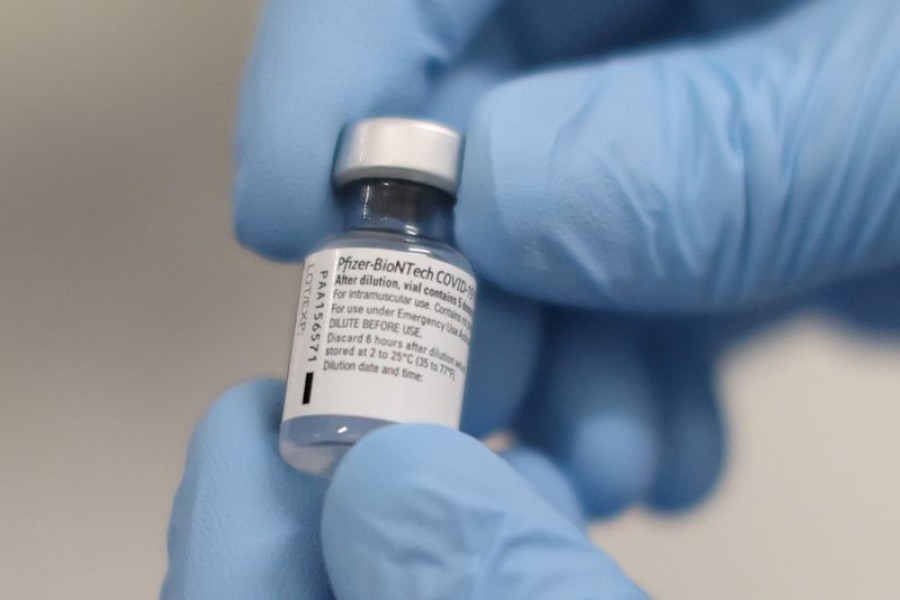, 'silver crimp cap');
333,117,463,195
